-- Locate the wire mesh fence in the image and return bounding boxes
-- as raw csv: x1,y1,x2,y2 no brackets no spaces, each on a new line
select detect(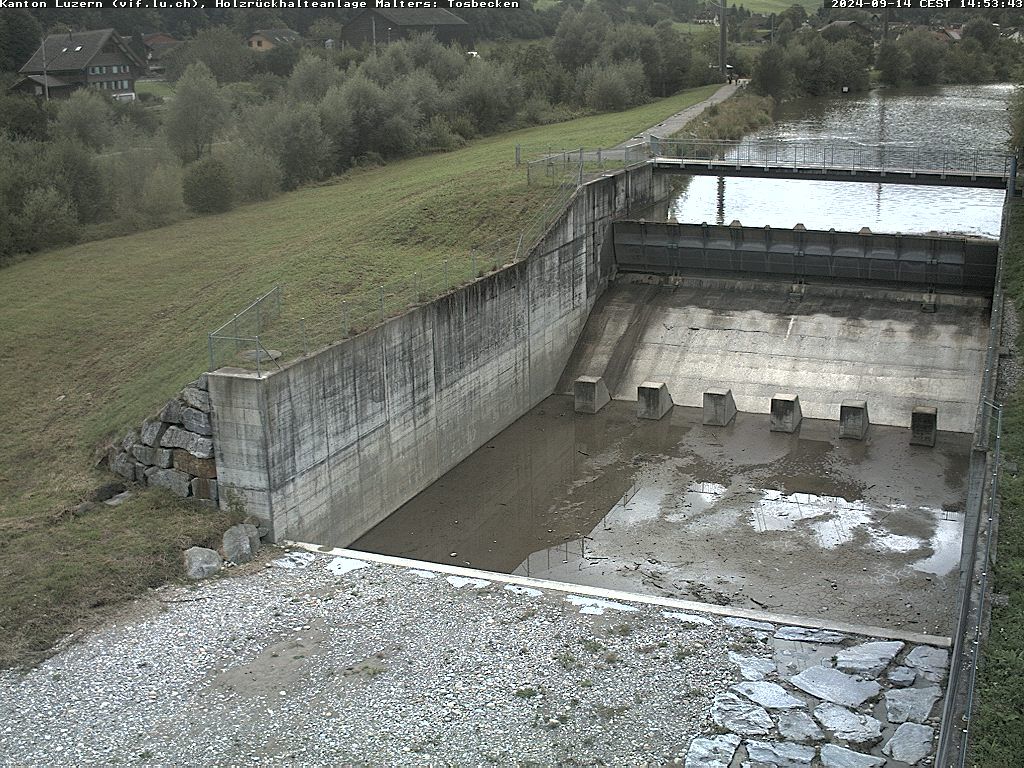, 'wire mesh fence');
206,176,582,374
519,142,649,185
